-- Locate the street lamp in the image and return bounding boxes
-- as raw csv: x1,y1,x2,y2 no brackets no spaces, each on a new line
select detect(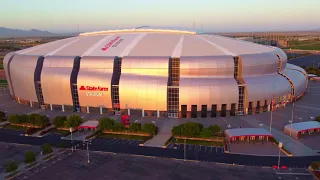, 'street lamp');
83,140,91,163
289,120,293,136
278,142,282,169
70,127,73,152
184,138,186,161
